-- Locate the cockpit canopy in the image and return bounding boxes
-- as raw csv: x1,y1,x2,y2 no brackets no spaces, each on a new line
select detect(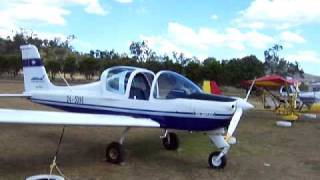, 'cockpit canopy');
105,67,133,95
153,71,202,99
102,66,201,100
